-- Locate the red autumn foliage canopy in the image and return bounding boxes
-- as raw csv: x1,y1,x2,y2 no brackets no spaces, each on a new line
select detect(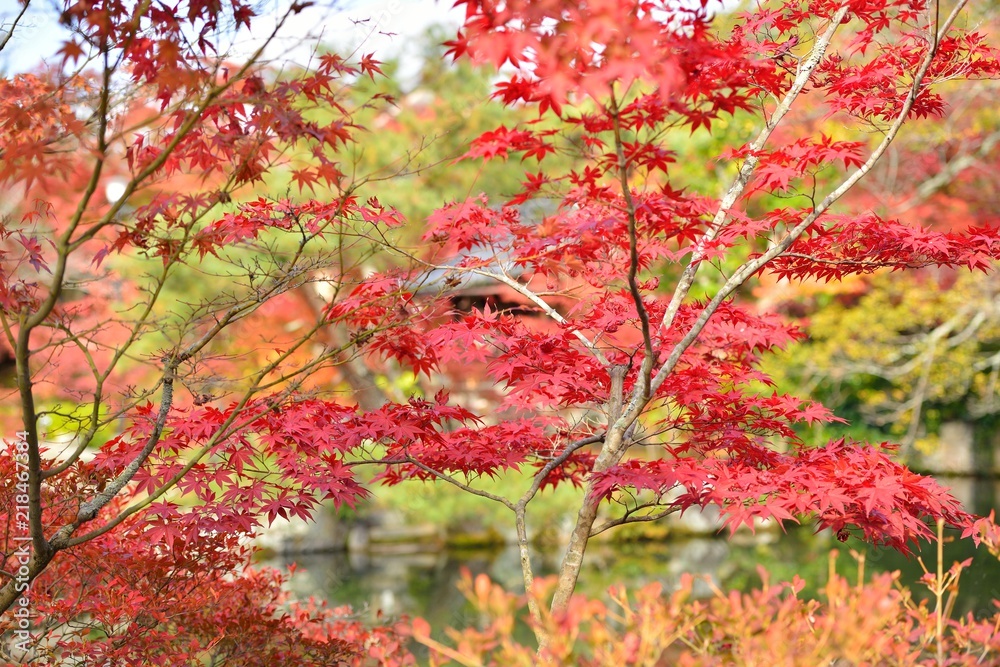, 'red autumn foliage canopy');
0,0,999,660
